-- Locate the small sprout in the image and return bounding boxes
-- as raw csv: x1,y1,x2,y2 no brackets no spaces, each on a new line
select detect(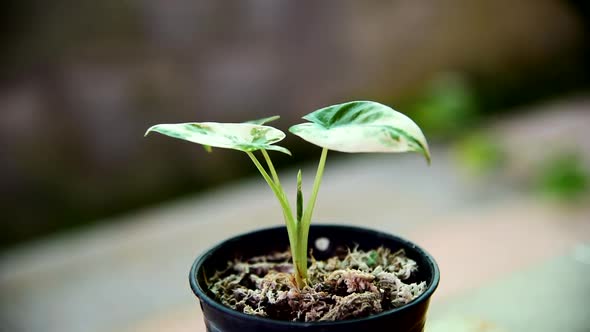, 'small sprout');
297,170,303,223
146,100,429,288
366,250,379,267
